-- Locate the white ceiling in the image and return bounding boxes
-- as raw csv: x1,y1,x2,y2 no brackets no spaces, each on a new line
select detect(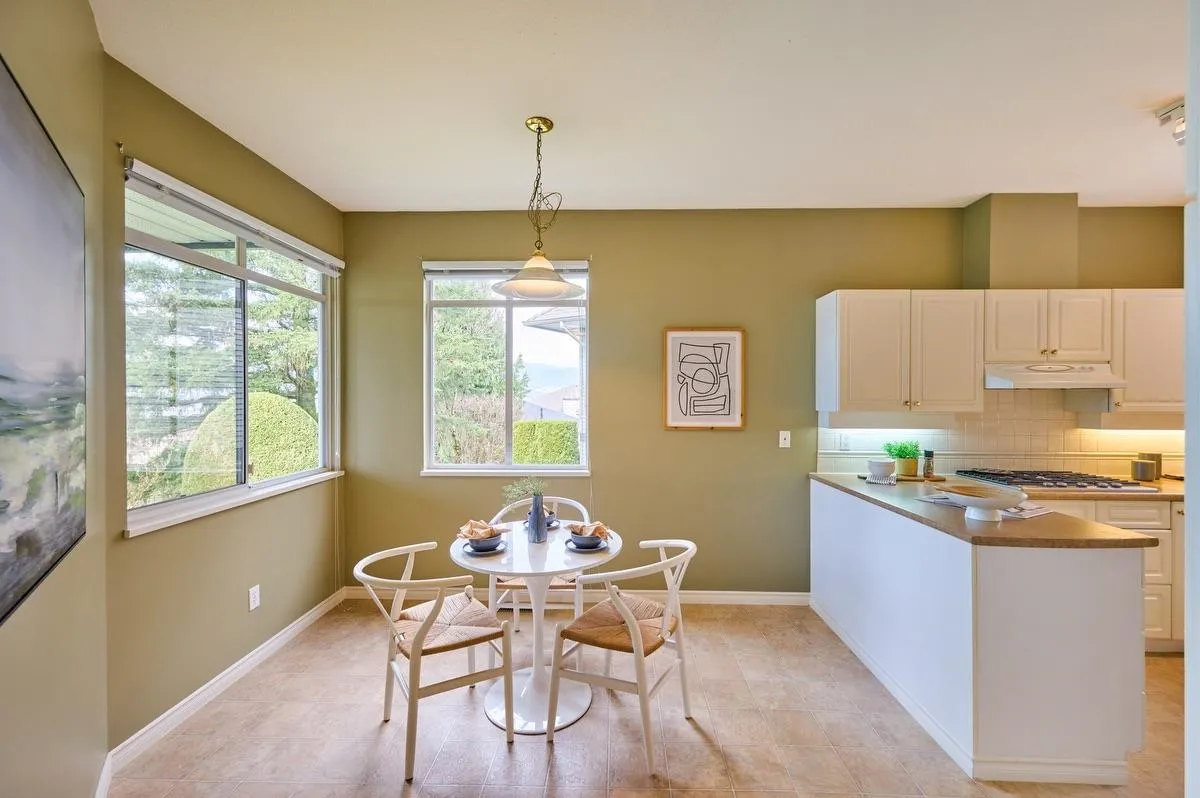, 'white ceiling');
90,1,1187,211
